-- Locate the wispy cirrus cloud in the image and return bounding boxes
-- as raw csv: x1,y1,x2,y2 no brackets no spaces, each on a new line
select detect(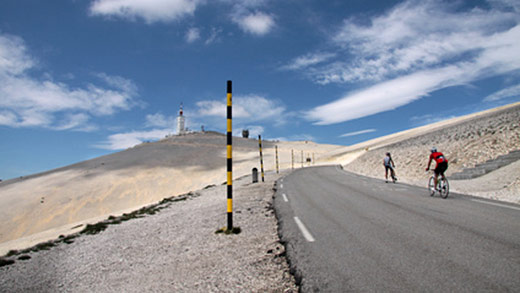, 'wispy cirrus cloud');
302,0,520,125
0,33,139,130
483,83,520,102
281,52,336,71
316,0,520,84
339,129,376,138
205,27,223,45
305,64,473,125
